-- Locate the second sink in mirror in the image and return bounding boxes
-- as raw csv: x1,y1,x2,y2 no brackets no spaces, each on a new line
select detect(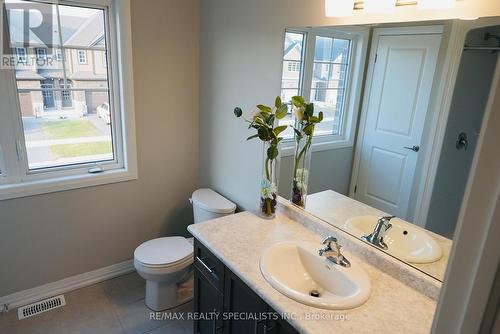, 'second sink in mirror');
344,216,443,264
